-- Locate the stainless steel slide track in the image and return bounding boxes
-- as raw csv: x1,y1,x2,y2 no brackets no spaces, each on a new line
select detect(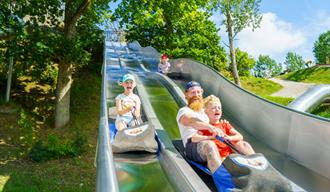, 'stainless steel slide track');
97,33,329,191
104,51,175,191
126,41,329,191
120,56,305,191
98,36,212,192
163,59,329,192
